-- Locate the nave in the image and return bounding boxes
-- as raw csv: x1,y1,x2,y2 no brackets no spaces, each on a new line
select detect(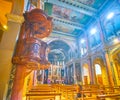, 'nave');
24,83,120,100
